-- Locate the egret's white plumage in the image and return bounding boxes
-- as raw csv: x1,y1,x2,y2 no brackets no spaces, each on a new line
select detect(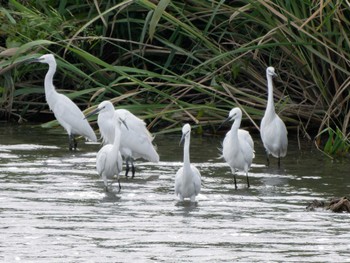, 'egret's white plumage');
88,101,159,177
175,124,201,202
33,54,97,150
96,113,126,192
260,67,288,167
222,108,255,189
